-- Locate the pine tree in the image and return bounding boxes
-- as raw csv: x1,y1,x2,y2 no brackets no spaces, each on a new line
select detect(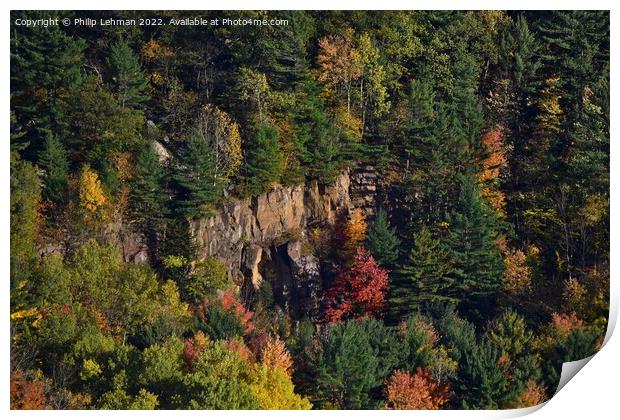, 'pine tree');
499,14,540,98
397,79,472,230
441,174,504,310
107,39,147,108
537,11,609,117
173,133,226,217
455,339,511,409
390,226,452,321
37,133,68,204
10,11,86,138
131,143,168,234
292,77,341,183
366,209,400,267
301,318,399,409
241,123,283,197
